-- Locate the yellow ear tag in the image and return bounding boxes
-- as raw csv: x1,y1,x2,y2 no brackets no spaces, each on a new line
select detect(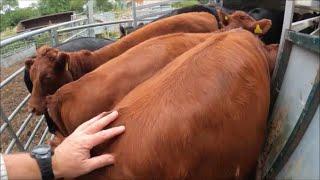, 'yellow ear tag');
224,16,228,21
65,62,69,71
254,24,263,34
